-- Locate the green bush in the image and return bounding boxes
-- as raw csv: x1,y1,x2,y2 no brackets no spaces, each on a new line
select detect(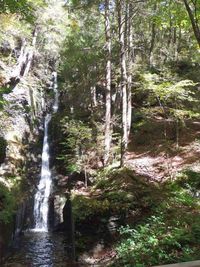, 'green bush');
176,170,200,194
57,116,96,173
72,194,110,221
112,172,200,267
115,213,200,267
